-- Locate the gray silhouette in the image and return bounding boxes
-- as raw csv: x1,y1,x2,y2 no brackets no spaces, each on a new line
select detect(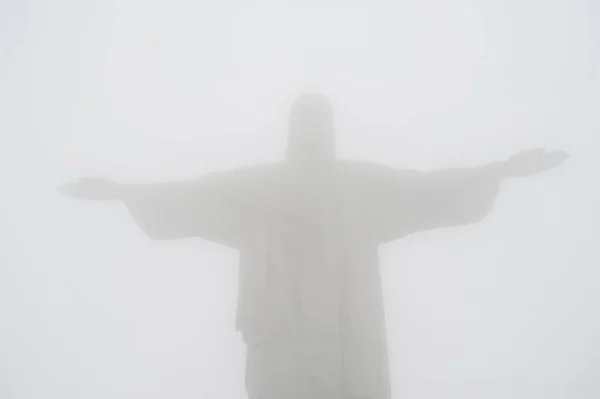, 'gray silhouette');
59,93,567,399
